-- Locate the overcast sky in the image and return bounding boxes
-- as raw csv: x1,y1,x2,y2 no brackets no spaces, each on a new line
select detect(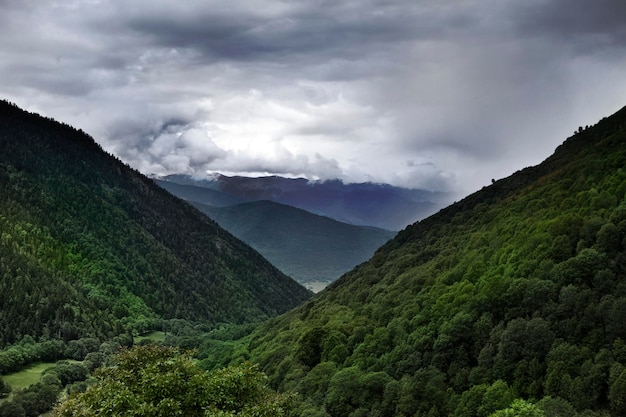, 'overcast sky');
1,0,625,198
